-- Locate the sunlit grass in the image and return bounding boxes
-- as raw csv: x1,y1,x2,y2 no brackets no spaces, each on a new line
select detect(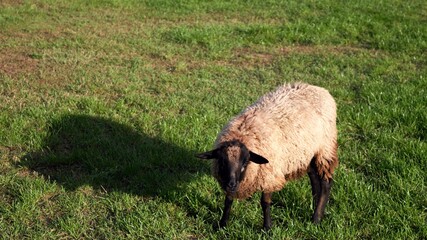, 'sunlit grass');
0,0,426,239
